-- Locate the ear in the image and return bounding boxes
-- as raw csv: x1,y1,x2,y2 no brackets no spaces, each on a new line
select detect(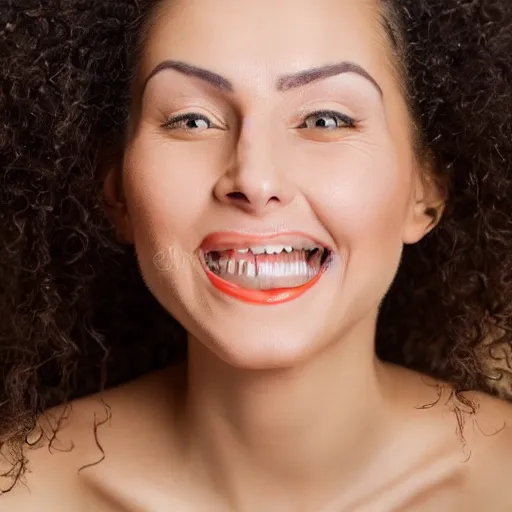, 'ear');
102,167,134,245
402,165,447,245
